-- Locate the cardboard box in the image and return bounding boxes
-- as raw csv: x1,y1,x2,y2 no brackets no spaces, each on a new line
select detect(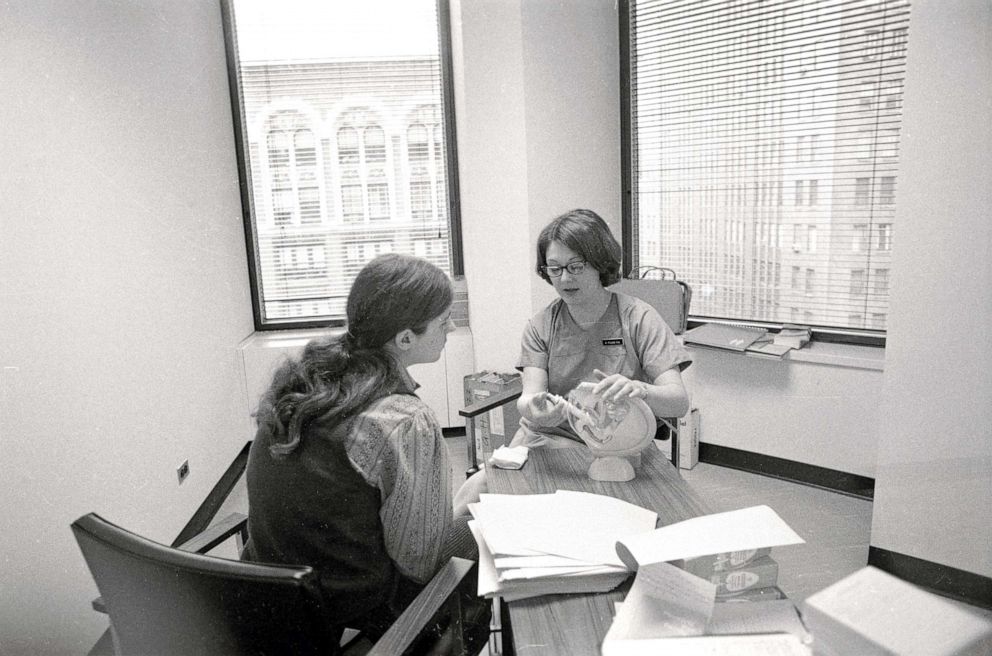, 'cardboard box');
678,407,700,469
463,371,522,462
